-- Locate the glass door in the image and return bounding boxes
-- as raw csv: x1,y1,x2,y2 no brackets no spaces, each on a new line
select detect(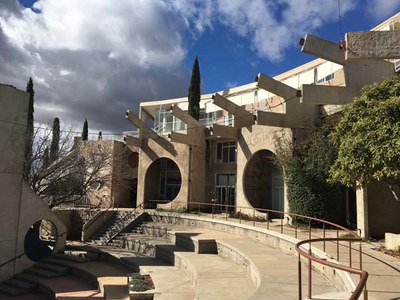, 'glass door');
215,174,236,212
